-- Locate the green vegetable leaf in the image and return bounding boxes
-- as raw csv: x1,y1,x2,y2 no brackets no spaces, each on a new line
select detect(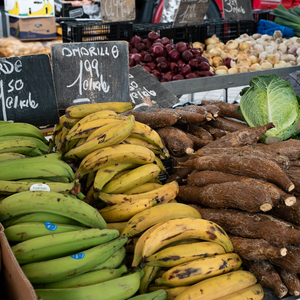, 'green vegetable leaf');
239,74,300,141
